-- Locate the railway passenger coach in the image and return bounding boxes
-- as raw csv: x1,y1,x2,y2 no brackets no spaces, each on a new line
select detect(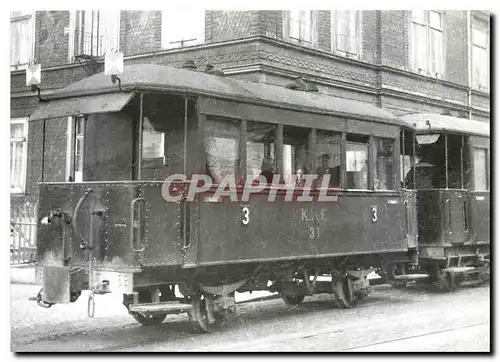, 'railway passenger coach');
391,113,490,290
30,64,488,332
